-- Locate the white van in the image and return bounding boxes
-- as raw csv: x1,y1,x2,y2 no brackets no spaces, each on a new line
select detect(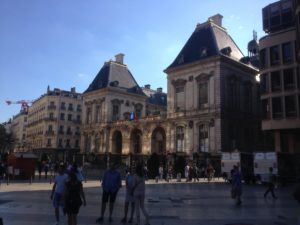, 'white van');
254,152,278,183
